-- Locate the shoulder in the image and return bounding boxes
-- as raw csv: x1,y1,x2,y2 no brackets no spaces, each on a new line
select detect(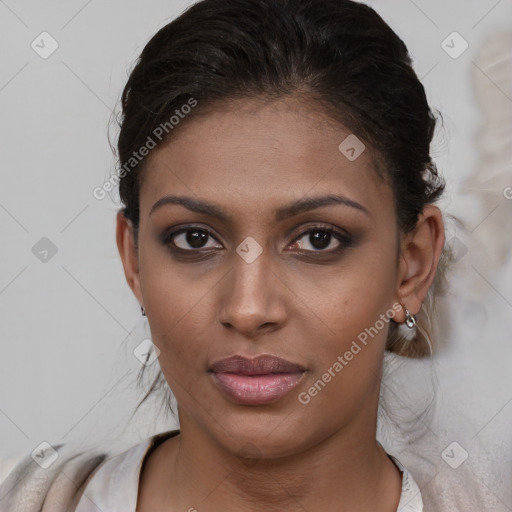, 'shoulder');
0,430,180,512
74,429,180,512
0,440,118,512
